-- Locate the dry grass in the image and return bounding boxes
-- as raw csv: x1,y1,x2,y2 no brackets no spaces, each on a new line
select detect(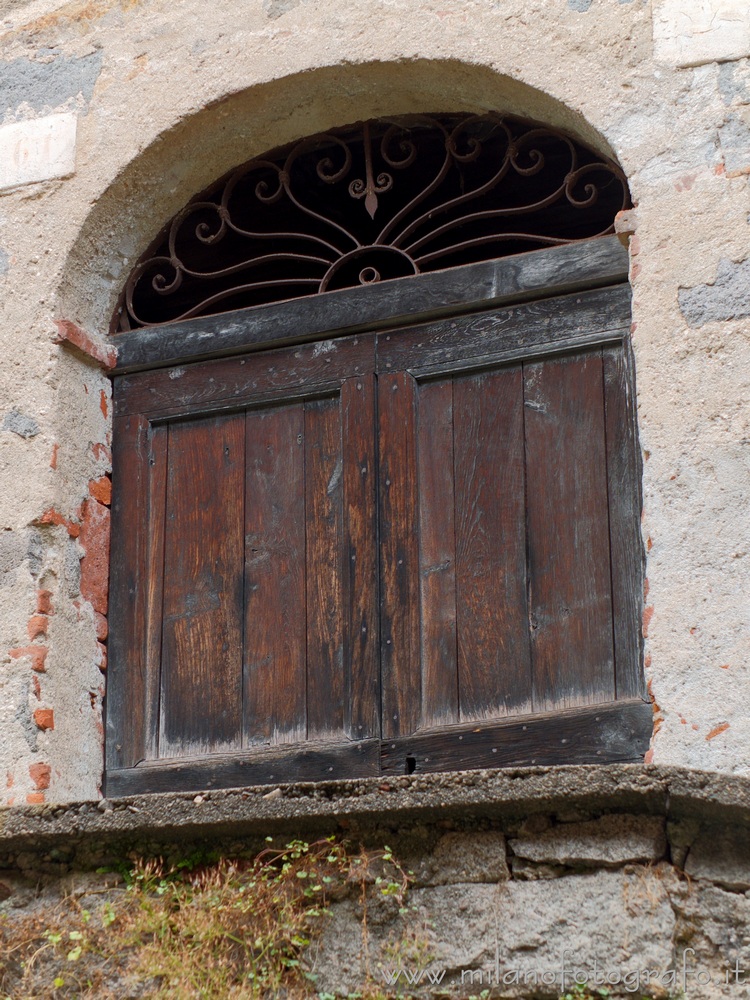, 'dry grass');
0,839,409,1000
